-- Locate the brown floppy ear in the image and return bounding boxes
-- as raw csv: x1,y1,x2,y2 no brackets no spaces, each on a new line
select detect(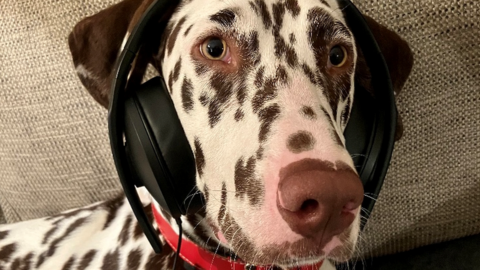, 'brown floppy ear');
68,0,155,108
355,15,414,140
